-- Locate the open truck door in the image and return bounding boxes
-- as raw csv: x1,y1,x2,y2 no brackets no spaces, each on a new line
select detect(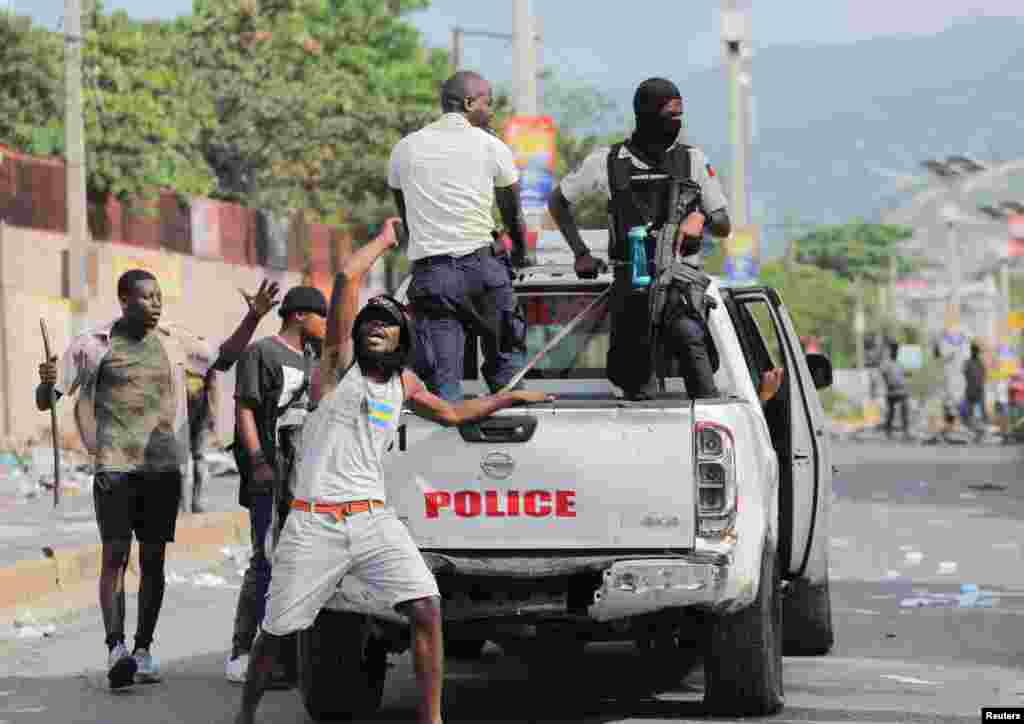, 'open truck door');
723,287,832,579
